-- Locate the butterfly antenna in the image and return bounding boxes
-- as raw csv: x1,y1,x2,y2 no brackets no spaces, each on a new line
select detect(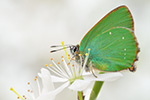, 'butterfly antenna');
50,44,72,48
50,46,70,53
